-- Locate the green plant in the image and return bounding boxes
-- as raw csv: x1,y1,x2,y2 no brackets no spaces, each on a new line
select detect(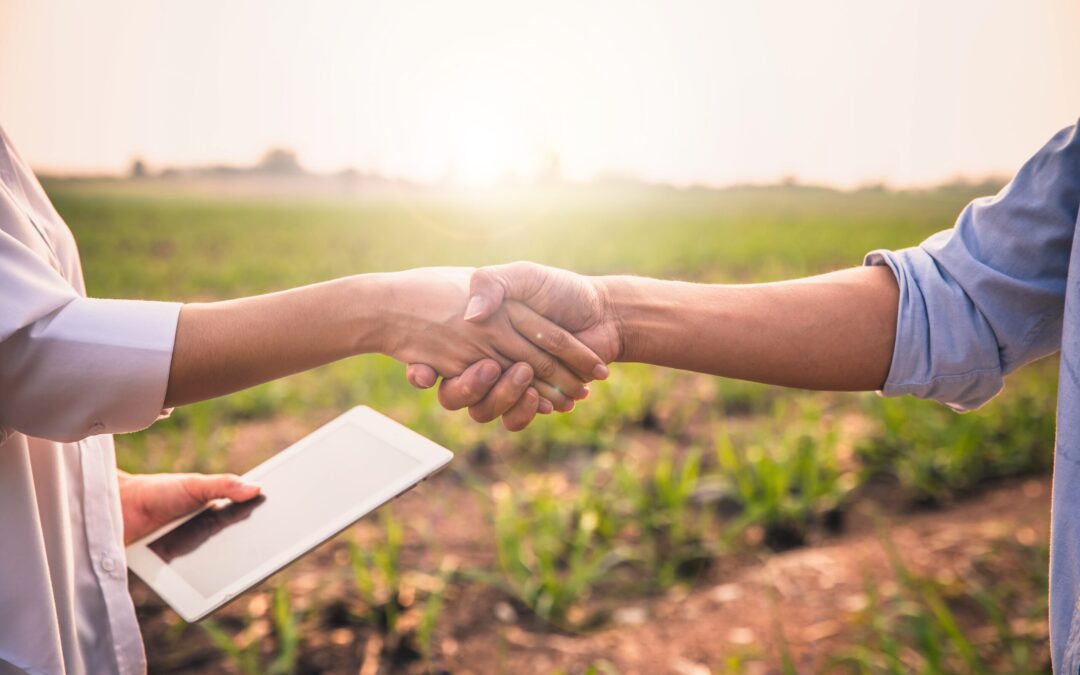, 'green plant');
200,583,299,675
856,367,1055,505
347,509,452,669
615,447,711,587
349,509,405,634
200,619,261,675
493,470,626,627
715,421,852,549
415,569,448,664
830,532,1051,674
